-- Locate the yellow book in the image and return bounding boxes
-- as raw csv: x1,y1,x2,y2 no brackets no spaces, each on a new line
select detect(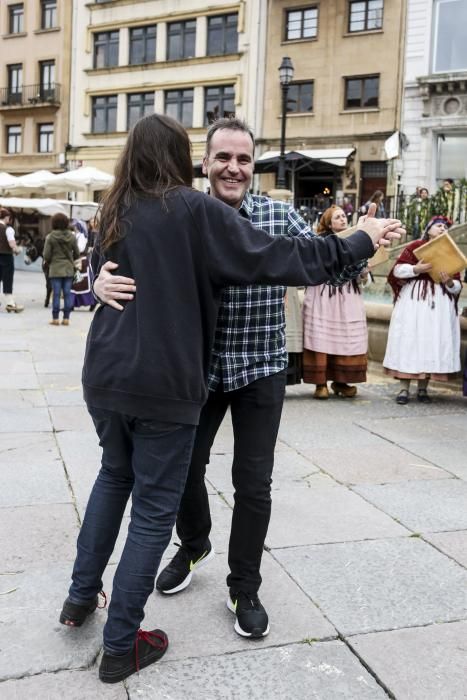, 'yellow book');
413,232,467,283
